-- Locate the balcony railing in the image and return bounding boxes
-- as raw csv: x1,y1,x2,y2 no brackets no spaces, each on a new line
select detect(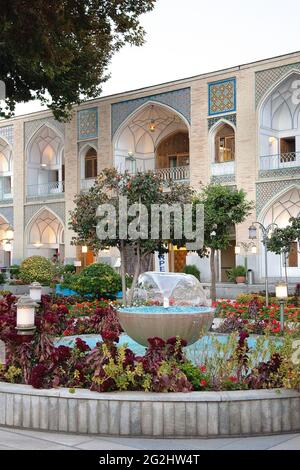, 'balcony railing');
26,181,65,201
0,191,13,204
81,177,96,191
154,166,190,181
260,152,300,171
211,161,235,176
